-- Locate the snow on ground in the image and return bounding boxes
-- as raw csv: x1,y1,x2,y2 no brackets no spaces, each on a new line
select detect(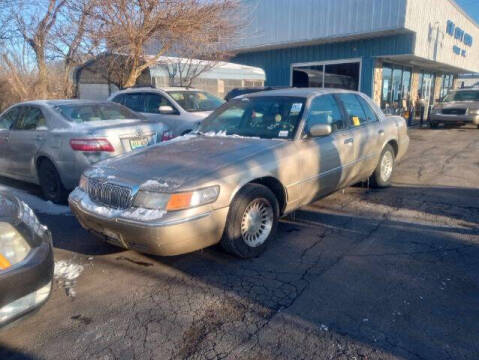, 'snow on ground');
54,260,84,297
0,183,71,216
